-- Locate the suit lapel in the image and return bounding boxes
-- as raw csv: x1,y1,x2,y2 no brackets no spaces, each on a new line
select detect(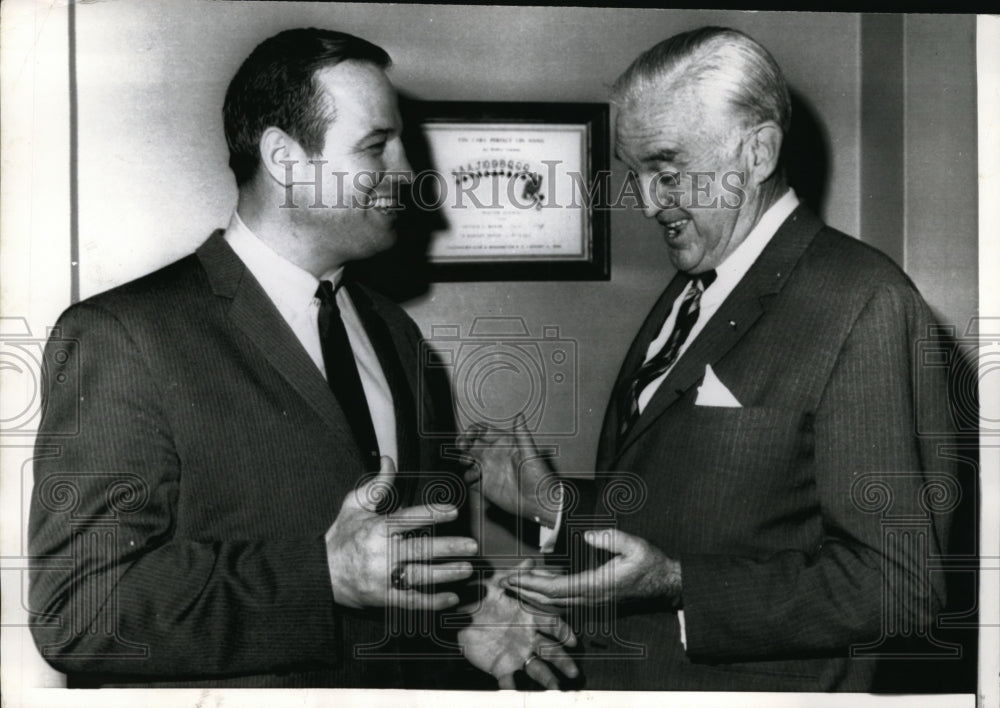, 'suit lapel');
196,232,356,443
609,206,824,466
